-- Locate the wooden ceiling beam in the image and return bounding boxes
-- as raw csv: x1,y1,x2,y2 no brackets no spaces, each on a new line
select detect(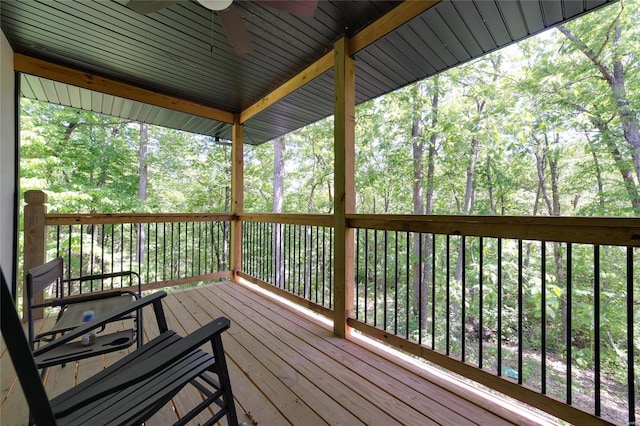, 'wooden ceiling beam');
348,0,440,55
14,54,235,124
240,0,440,126
240,51,333,124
